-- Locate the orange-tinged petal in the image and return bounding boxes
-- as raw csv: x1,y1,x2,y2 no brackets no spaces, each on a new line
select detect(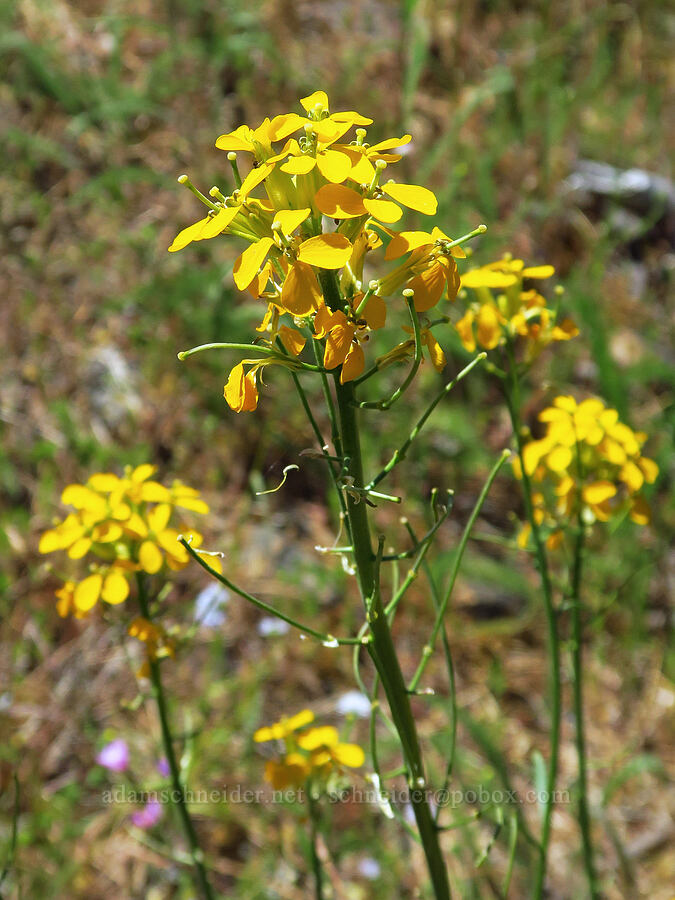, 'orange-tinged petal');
279,325,306,356
139,540,163,574
425,333,446,371
361,294,386,329
102,571,129,605
362,197,403,223
315,184,366,218
444,257,461,302
297,234,352,269
383,182,437,215
629,497,651,525
74,574,102,612
233,238,274,291
273,208,311,235
224,363,259,412
248,262,274,299
324,321,355,370
316,148,353,183
281,261,322,316
331,743,365,767
384,230,433,260
340,343,365,383
314,304,345,339
407,263,447,311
